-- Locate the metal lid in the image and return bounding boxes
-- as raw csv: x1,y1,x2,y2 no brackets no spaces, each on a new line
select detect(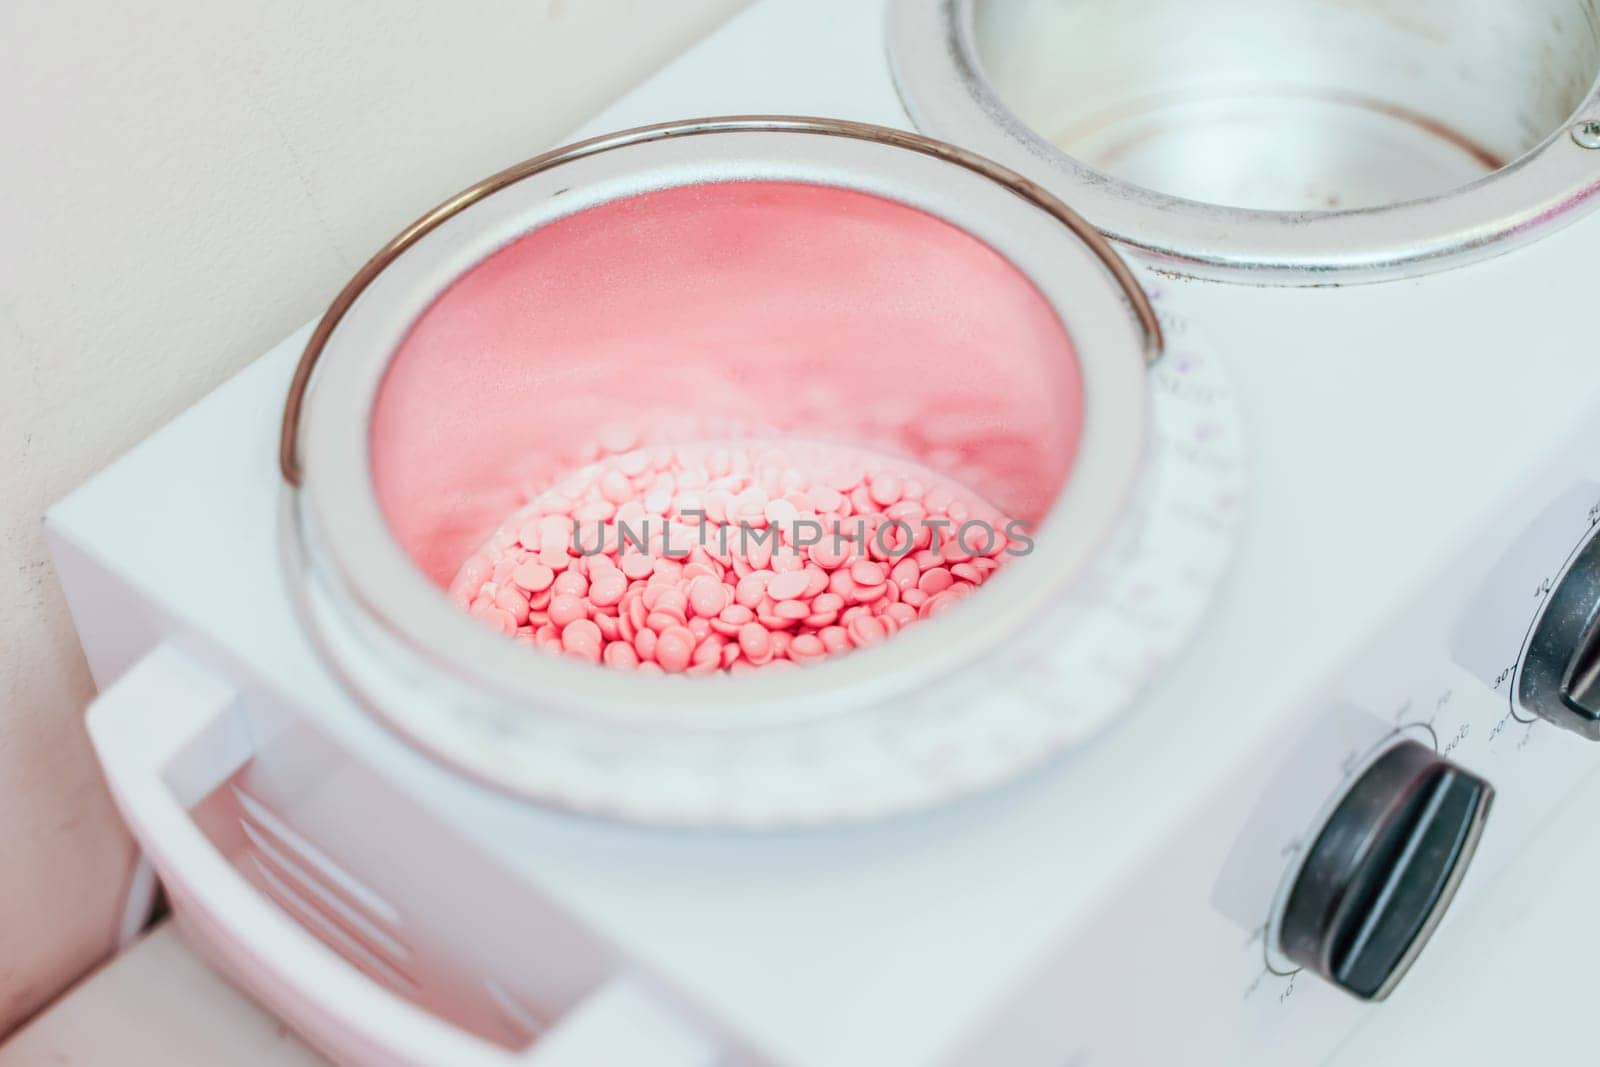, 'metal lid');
890,0,1600,284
